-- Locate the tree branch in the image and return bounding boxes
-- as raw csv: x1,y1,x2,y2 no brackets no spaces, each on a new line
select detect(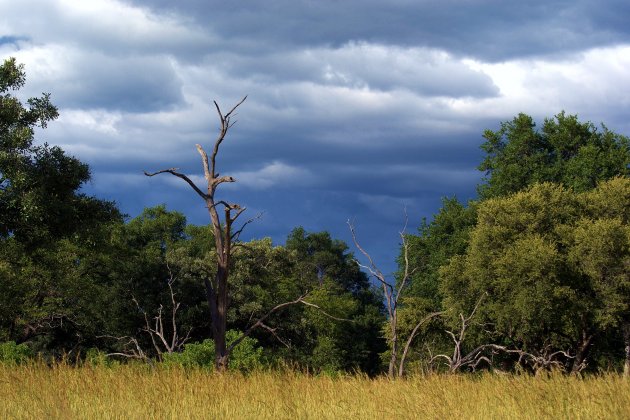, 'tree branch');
231,212,264,242
227,293,309,354
144,168,207,200
398,311,445,377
